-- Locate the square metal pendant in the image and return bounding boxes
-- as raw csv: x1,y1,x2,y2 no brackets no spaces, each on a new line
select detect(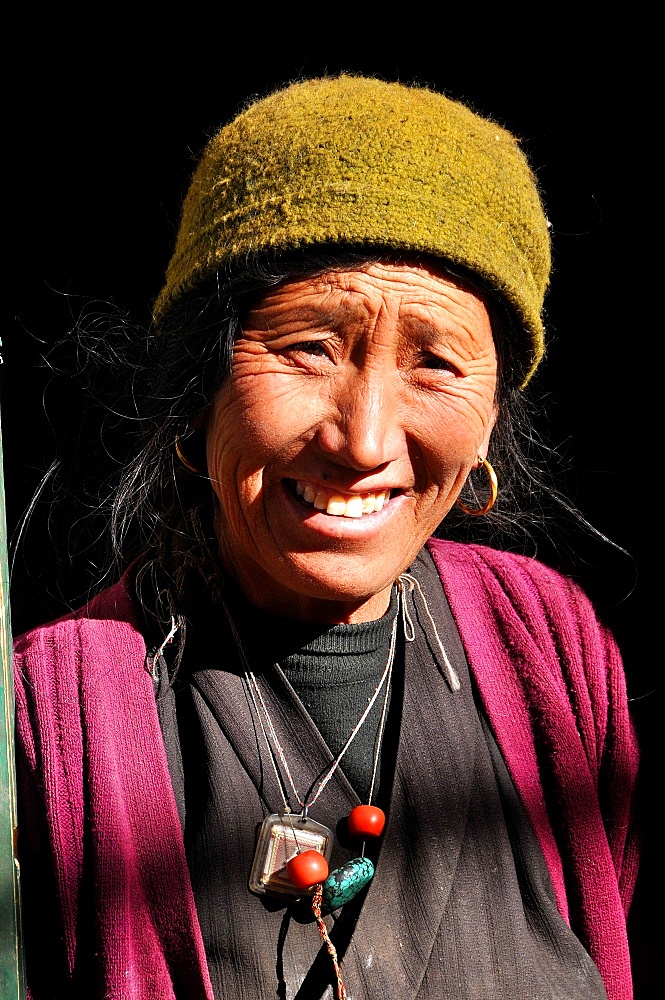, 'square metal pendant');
249,812,334,899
